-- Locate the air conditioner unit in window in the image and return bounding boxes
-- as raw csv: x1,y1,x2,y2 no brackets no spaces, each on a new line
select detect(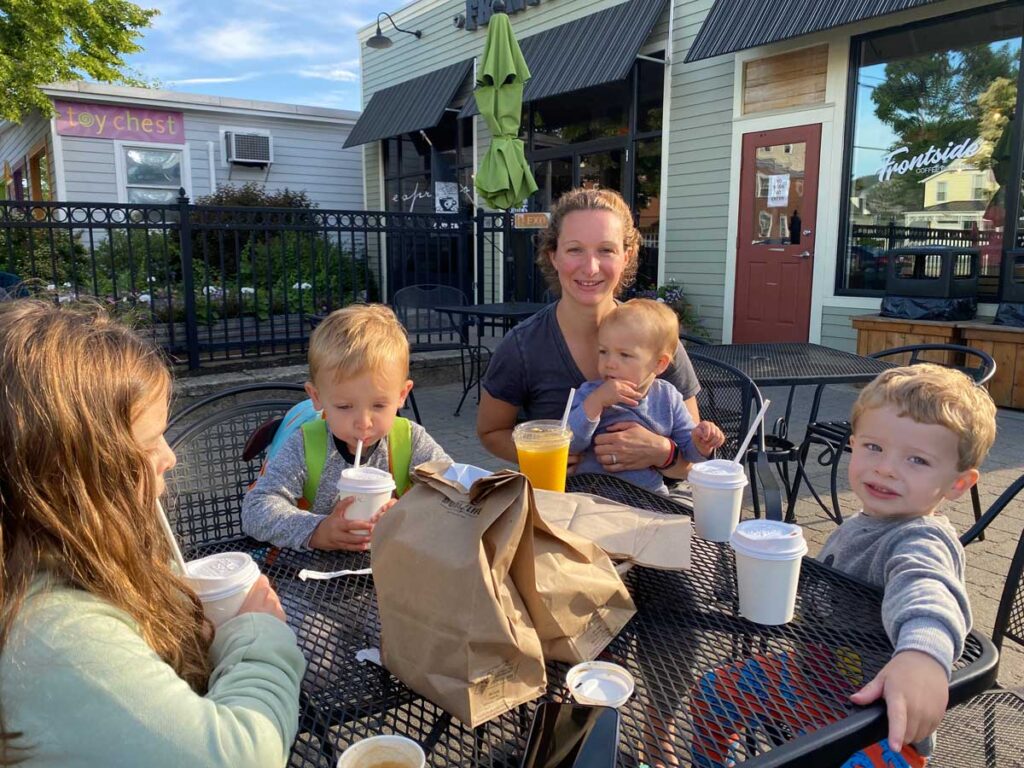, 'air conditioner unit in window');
225,132,273,166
